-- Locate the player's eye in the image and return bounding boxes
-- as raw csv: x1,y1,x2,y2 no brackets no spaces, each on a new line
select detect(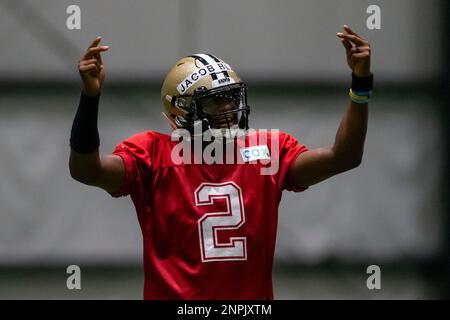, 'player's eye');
199,97,235,115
